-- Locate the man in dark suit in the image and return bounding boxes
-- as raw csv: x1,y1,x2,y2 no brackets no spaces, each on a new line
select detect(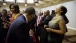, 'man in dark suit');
35,12,43,43
6,7,36,43
40,10,52,43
